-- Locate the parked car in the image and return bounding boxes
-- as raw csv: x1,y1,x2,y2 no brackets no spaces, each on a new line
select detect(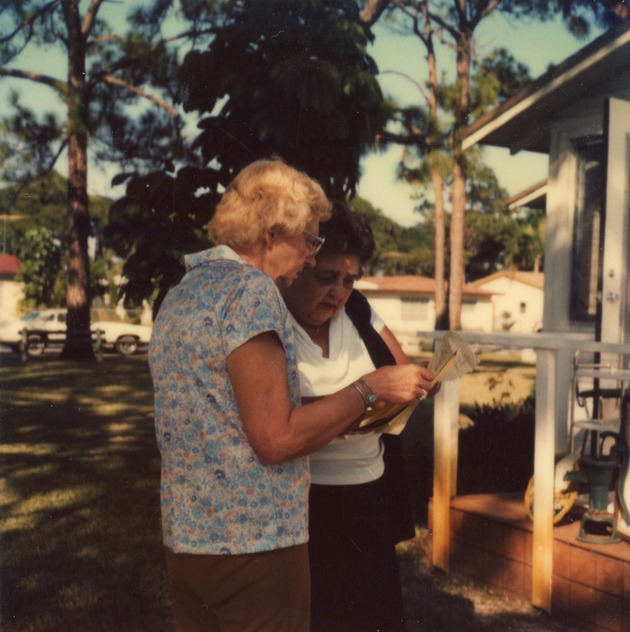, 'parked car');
92,318,152,355
0,308,152,356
